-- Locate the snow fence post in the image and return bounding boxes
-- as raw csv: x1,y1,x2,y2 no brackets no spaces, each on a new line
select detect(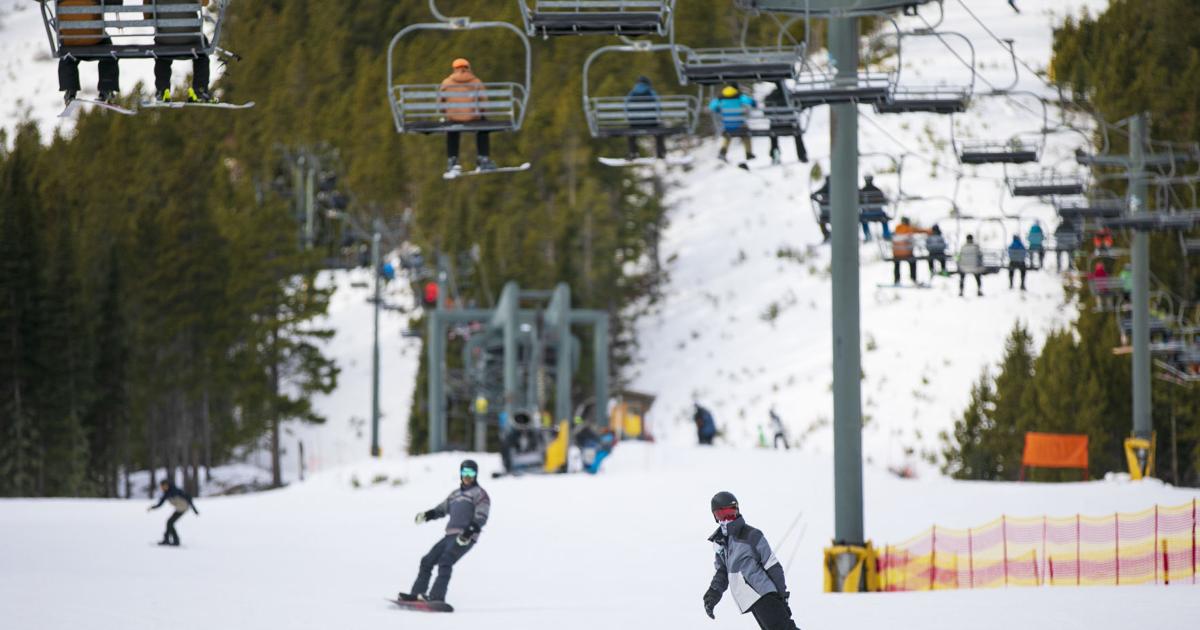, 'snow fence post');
1154,505,1159,585
1076,514,1081,587
930,525,937,591
968,526,974,589
1115,512,1120,586
1002,515,1008,587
